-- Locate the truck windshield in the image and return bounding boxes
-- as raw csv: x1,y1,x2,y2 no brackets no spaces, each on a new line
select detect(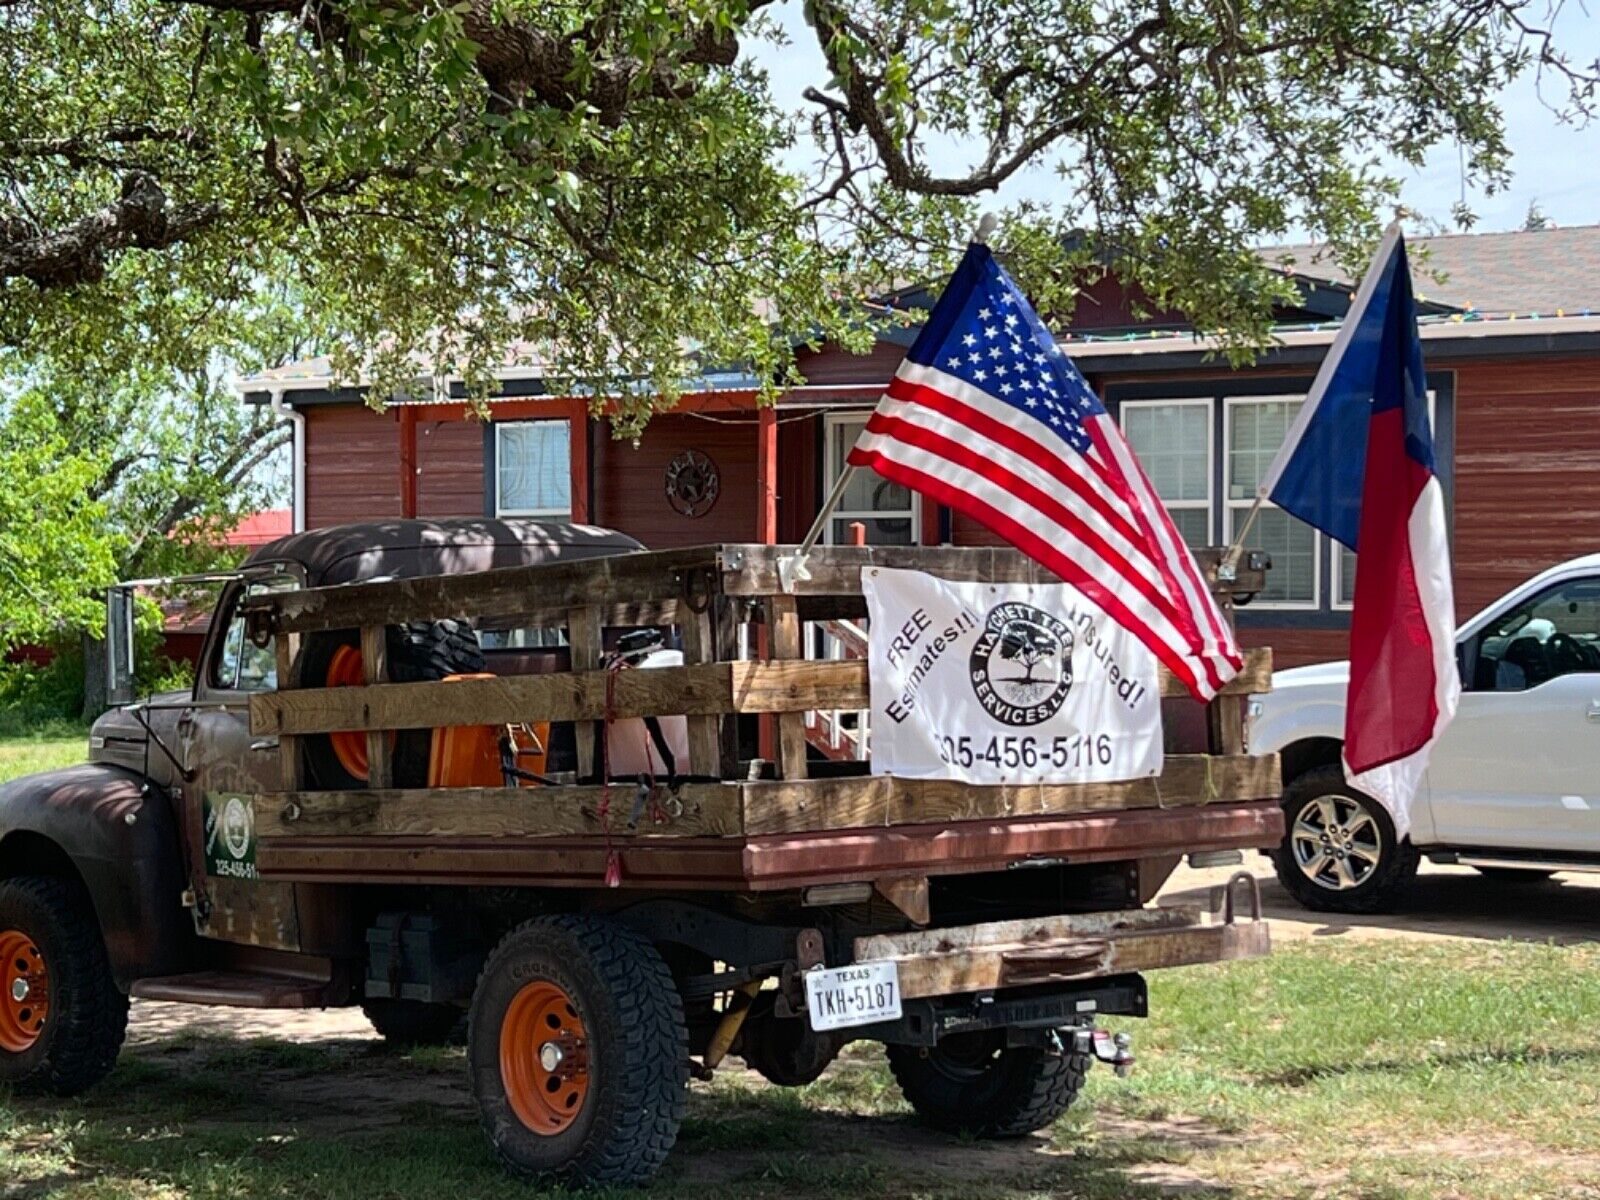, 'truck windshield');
212,576,298,692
